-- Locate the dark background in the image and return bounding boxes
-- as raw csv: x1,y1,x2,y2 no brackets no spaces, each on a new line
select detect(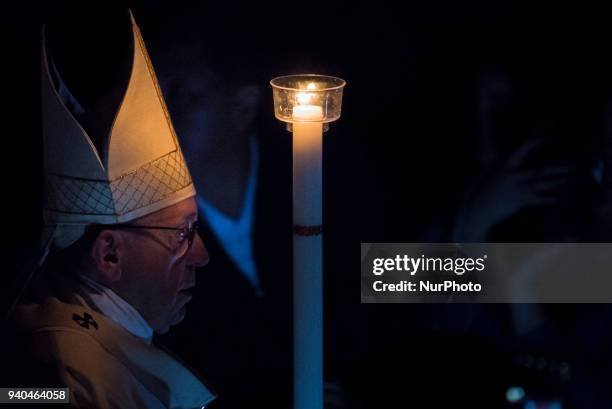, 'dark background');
4,1,612,407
